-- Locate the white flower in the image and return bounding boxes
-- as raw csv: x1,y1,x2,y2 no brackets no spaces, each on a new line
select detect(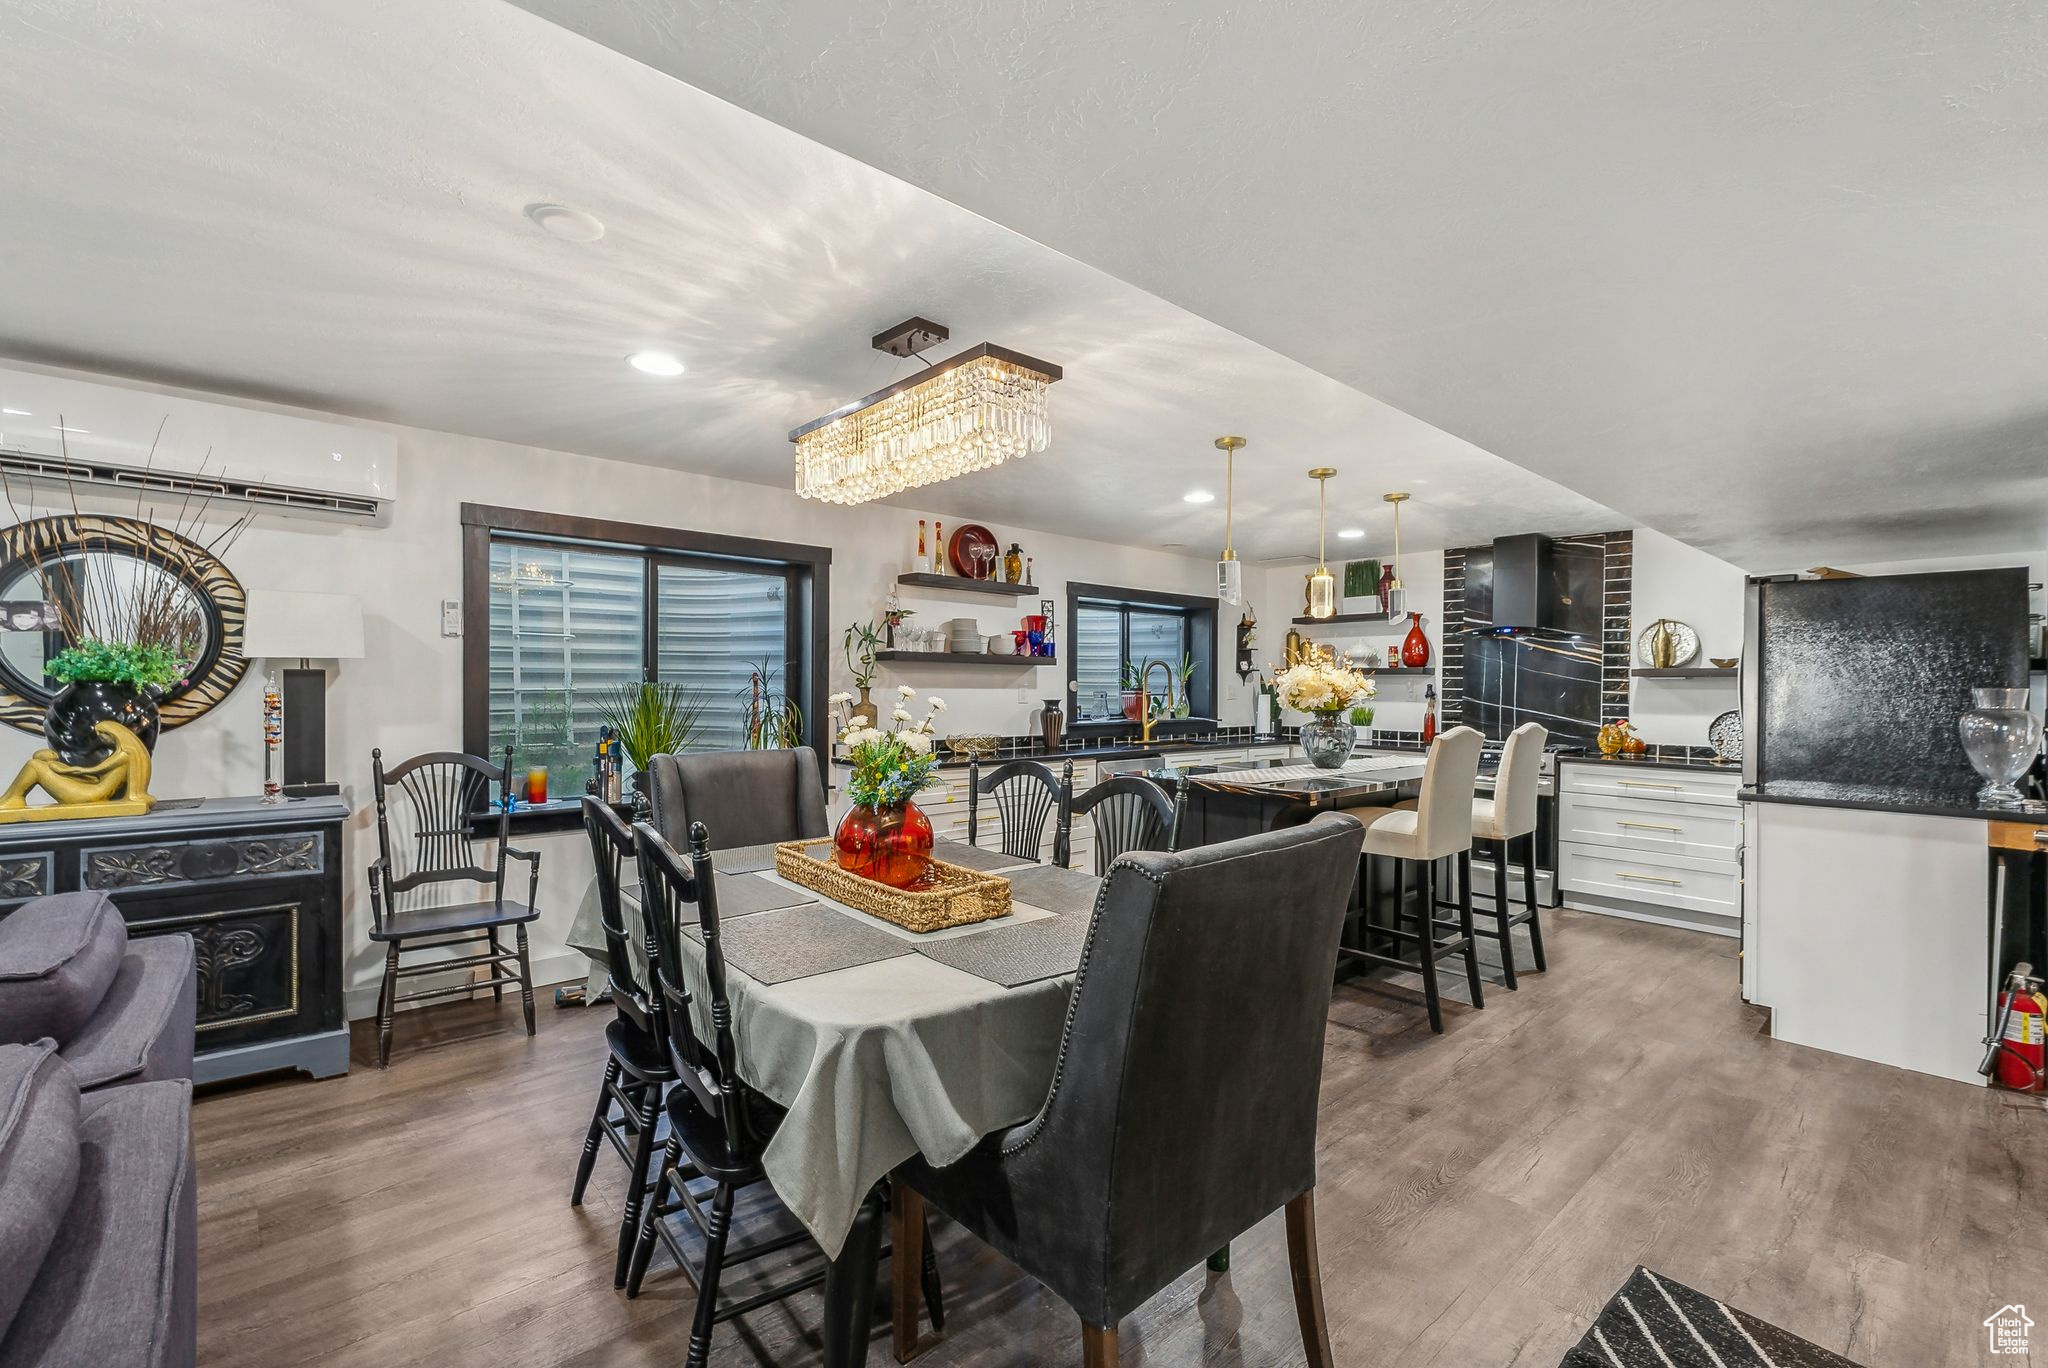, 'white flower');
892,707,913,723
828,691,854,706
897,683,917,699
927,696,948,712
900,731,932,754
